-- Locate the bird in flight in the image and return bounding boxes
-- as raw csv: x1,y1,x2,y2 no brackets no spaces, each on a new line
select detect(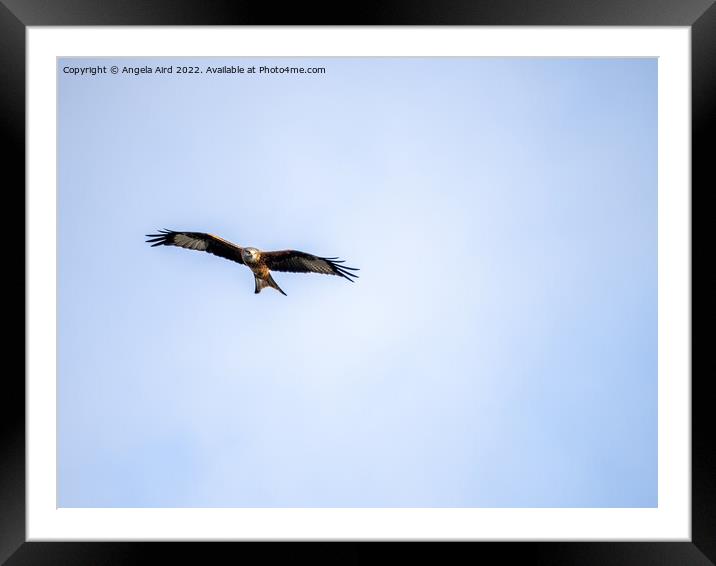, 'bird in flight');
145,229,359,296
